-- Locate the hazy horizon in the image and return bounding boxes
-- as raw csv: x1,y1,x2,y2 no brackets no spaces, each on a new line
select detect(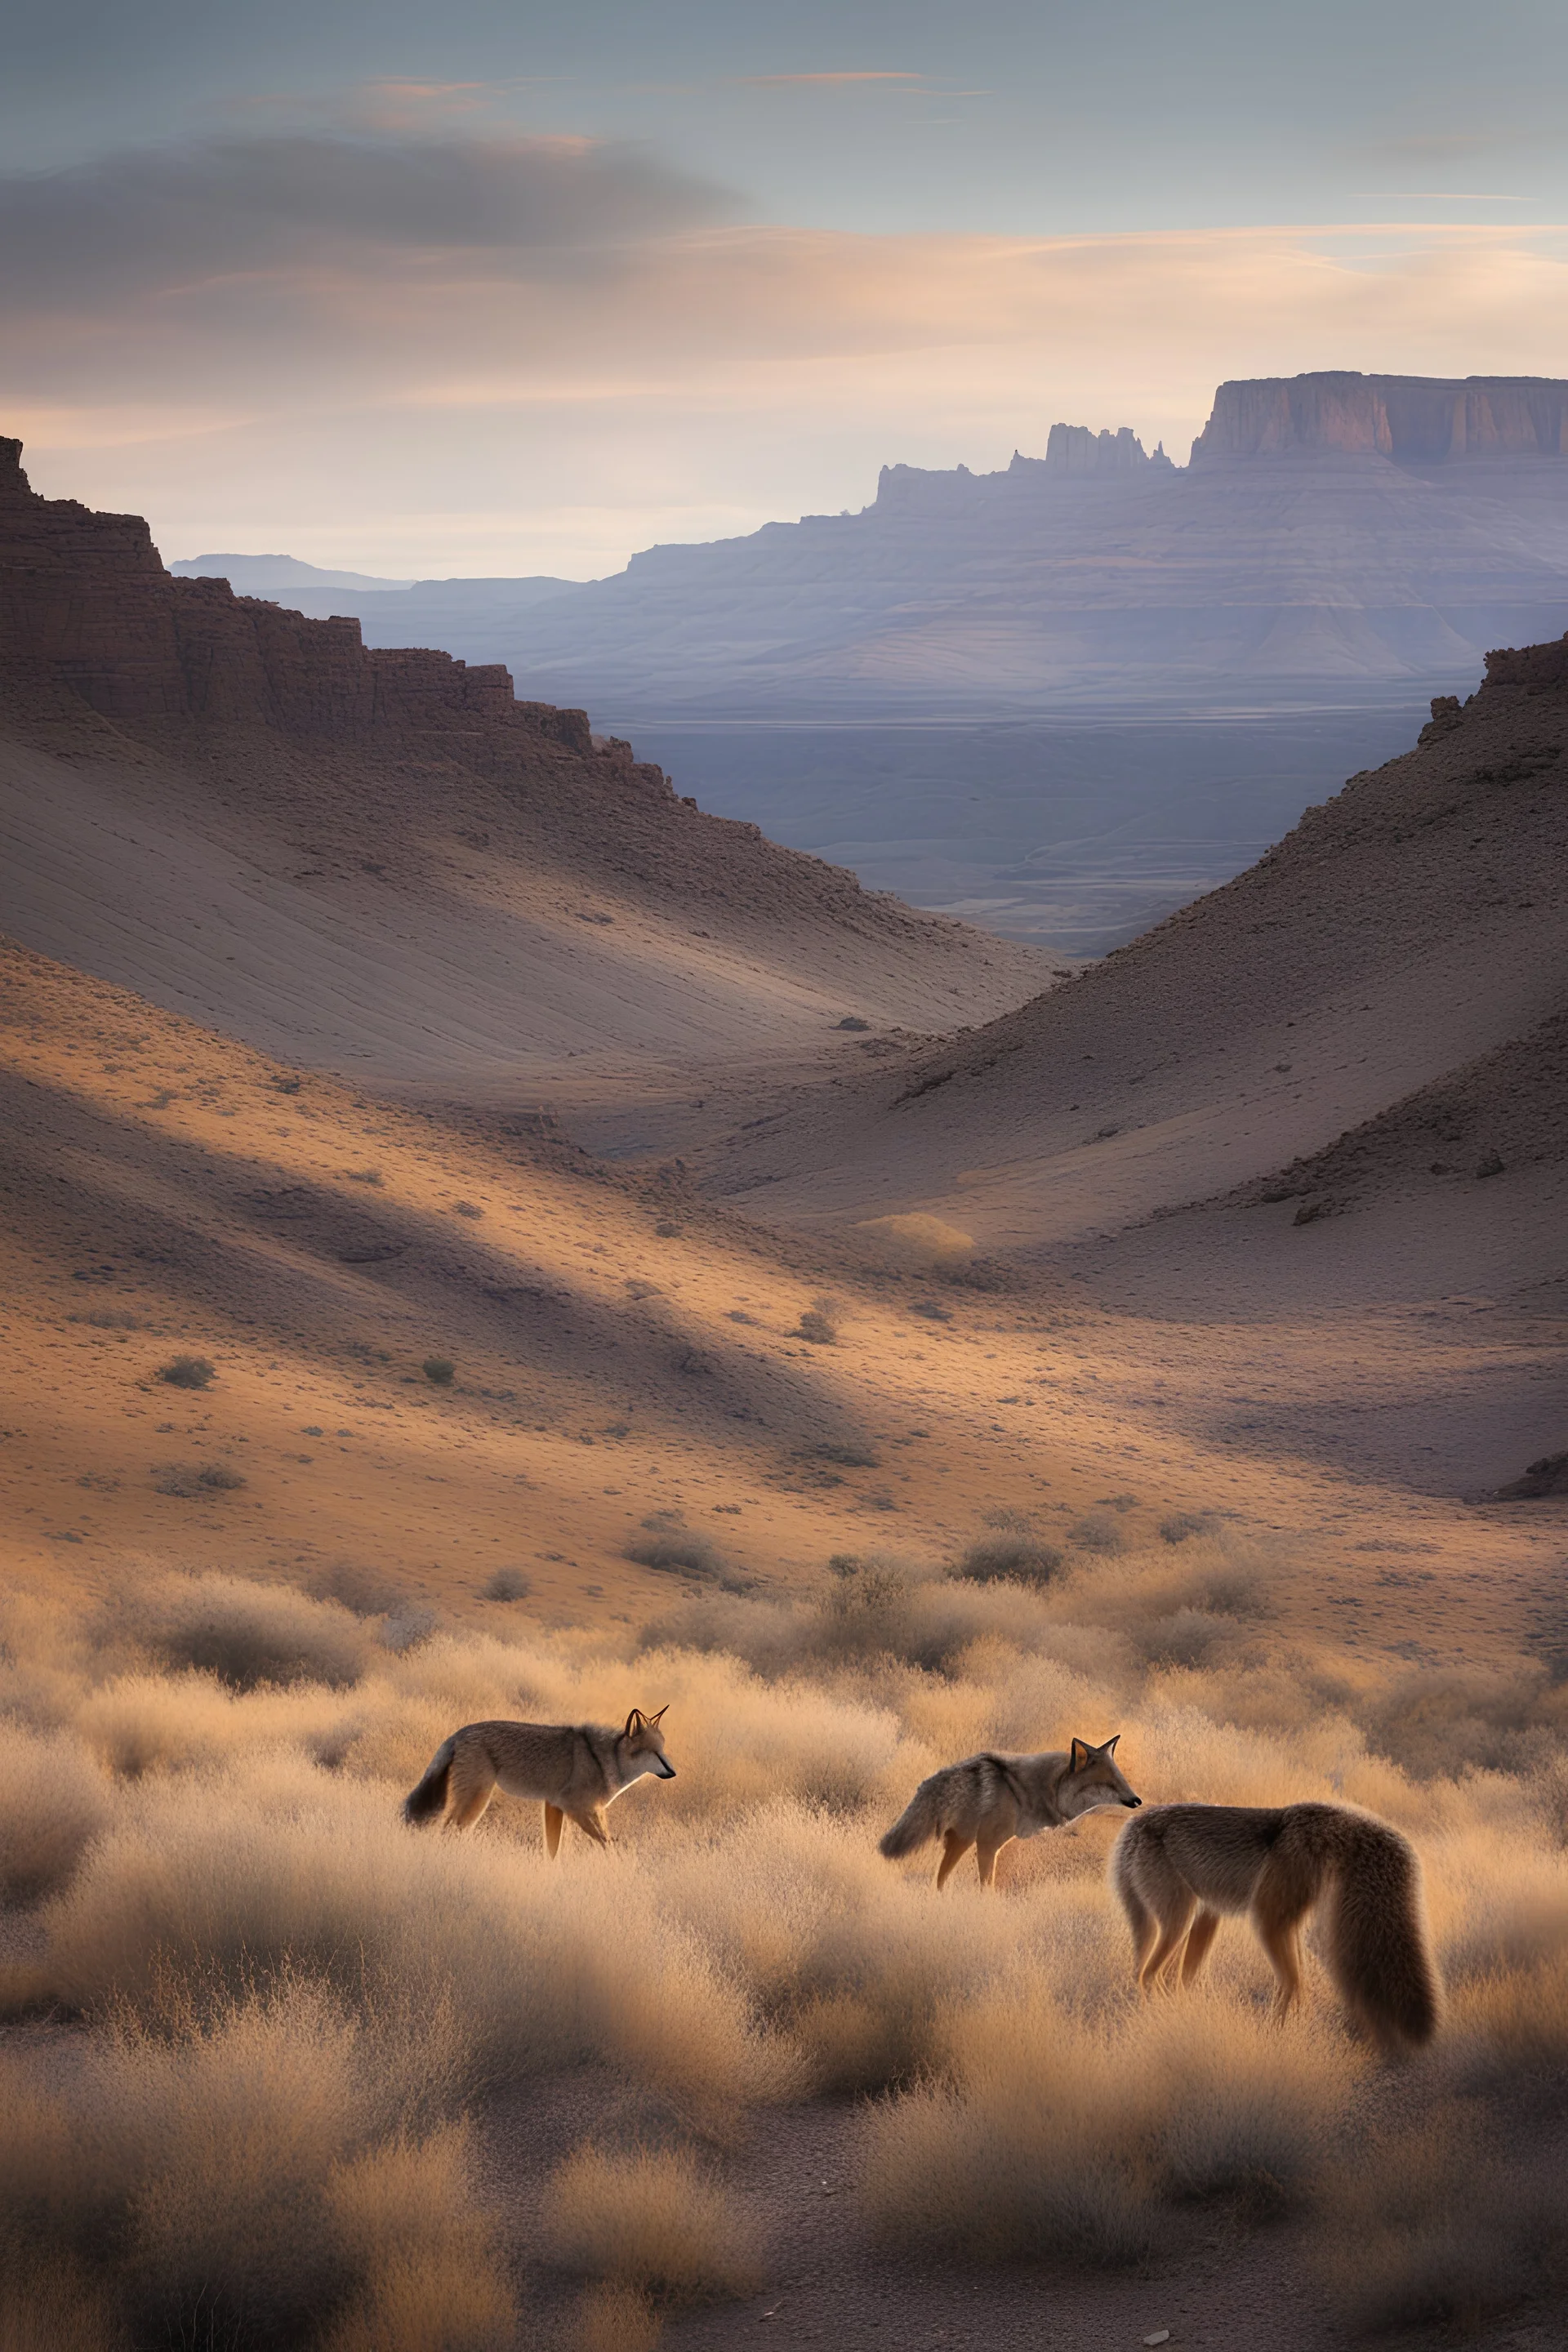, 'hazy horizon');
6,0,1568,576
